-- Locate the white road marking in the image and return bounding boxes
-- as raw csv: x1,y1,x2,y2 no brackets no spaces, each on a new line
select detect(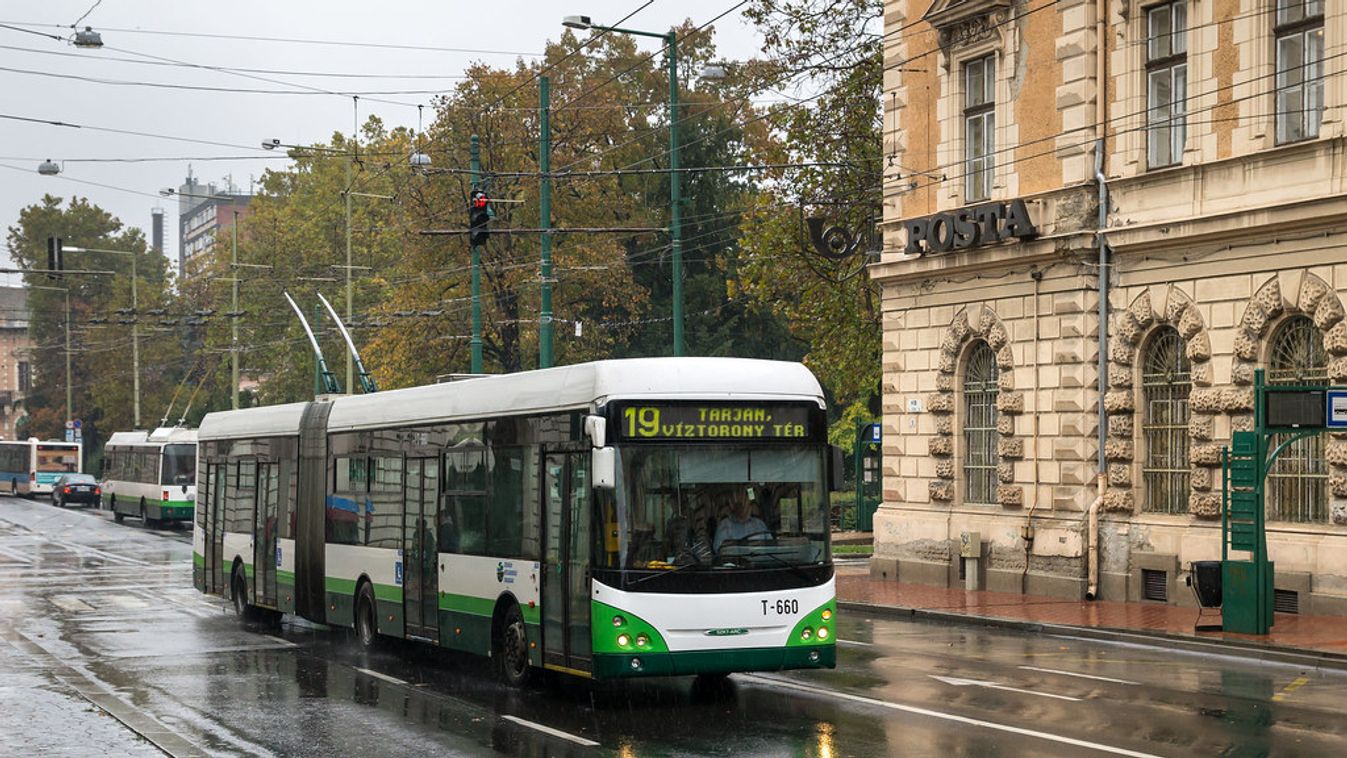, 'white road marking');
1019,666,1140,685
49,595,95,612
500,715,600,747
355,666,408,686
745,674,1161,758
929,674,1082,702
